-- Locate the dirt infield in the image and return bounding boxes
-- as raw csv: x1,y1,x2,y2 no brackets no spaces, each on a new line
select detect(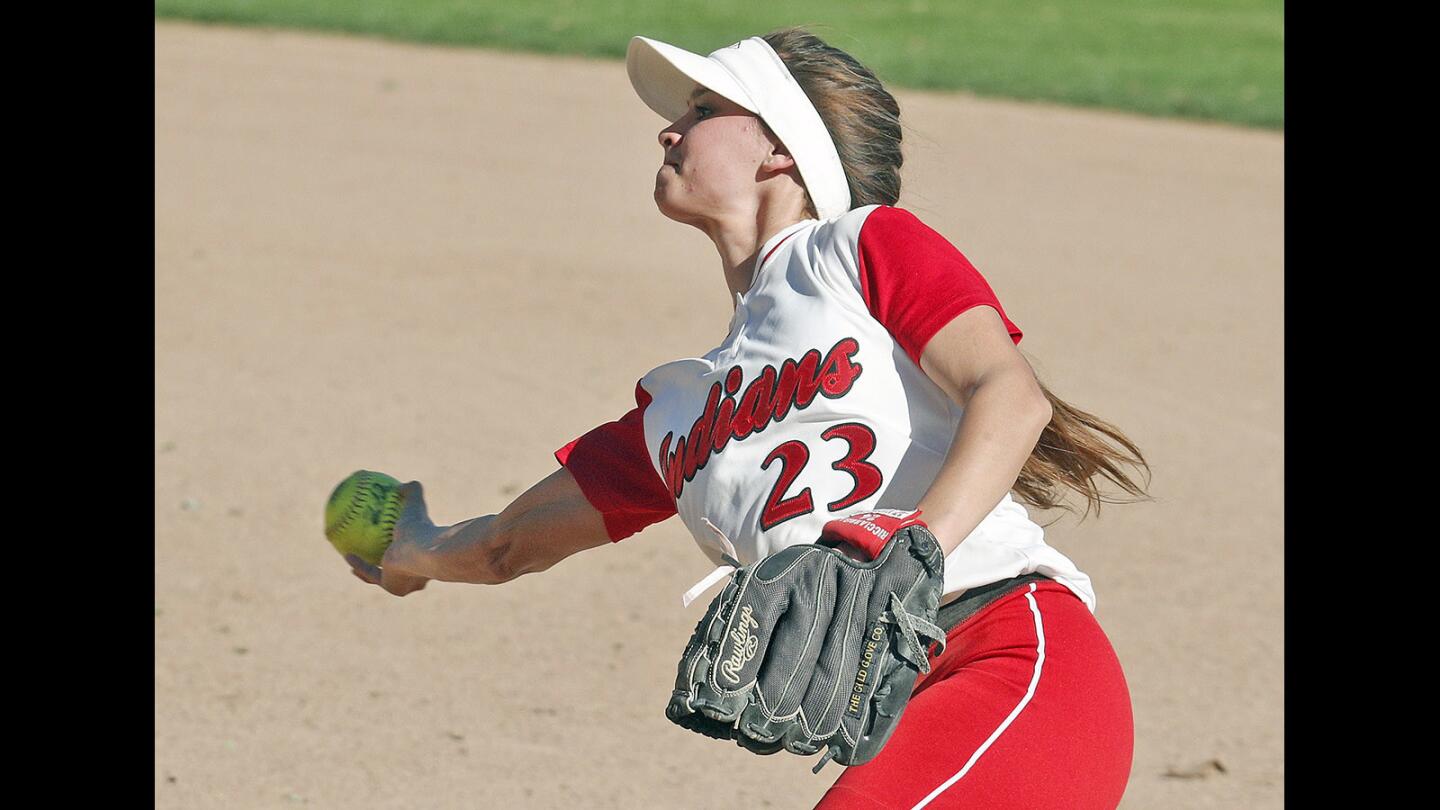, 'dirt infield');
155,21,1283,809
